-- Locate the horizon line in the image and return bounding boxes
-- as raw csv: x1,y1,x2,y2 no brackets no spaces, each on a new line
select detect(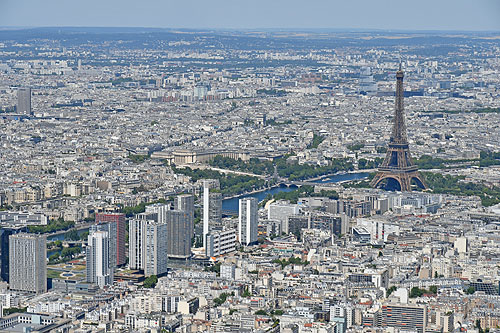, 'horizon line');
1,26,500,34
